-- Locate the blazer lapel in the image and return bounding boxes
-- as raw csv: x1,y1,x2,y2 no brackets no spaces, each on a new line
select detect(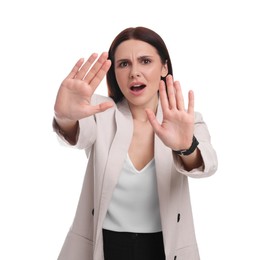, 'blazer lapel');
154,103,172,230
96,99,133,231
